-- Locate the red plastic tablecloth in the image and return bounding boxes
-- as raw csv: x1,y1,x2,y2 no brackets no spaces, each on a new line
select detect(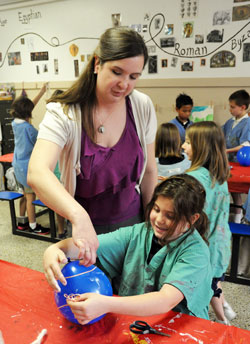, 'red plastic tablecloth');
0,153,13,163
0,260,250,343
228,162,250,194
